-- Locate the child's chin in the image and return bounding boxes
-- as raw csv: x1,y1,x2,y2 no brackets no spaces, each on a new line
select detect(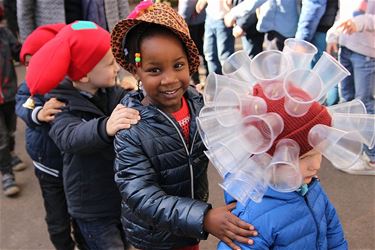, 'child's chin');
303,177,313,184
